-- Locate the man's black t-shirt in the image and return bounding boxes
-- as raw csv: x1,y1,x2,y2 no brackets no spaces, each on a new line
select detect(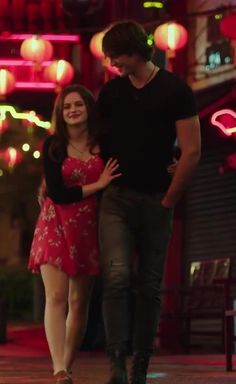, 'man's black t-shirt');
97,68,198,193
